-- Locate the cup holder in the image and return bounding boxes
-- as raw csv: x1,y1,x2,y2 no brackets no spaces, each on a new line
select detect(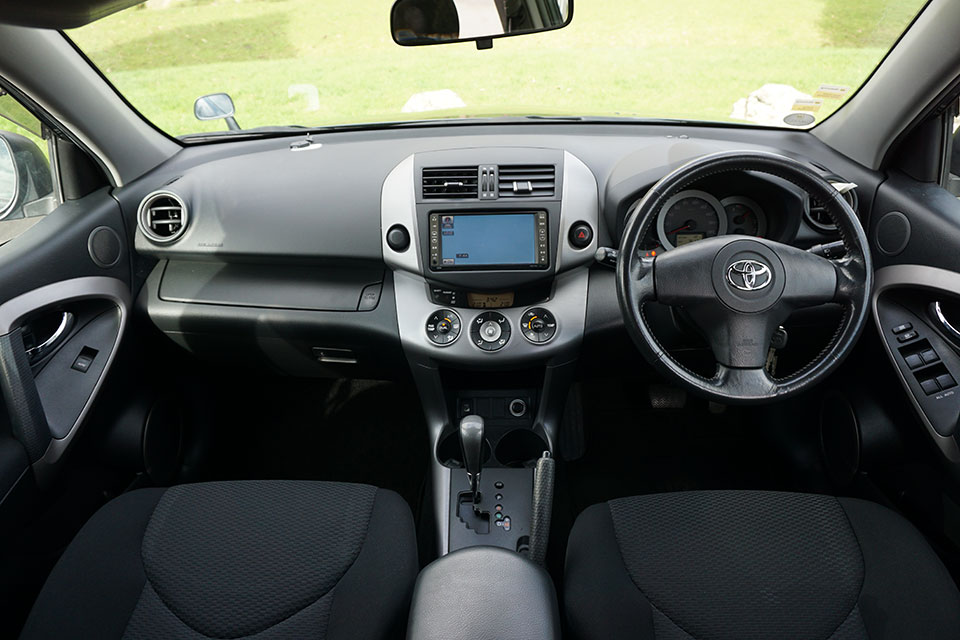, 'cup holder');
495,429,549,468
437,431,492,469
